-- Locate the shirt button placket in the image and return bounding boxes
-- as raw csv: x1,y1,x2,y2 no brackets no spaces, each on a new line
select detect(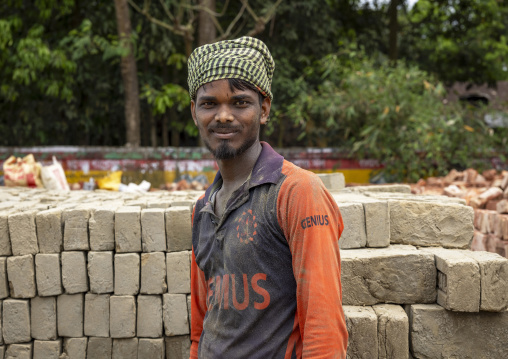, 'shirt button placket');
216,230,225,249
